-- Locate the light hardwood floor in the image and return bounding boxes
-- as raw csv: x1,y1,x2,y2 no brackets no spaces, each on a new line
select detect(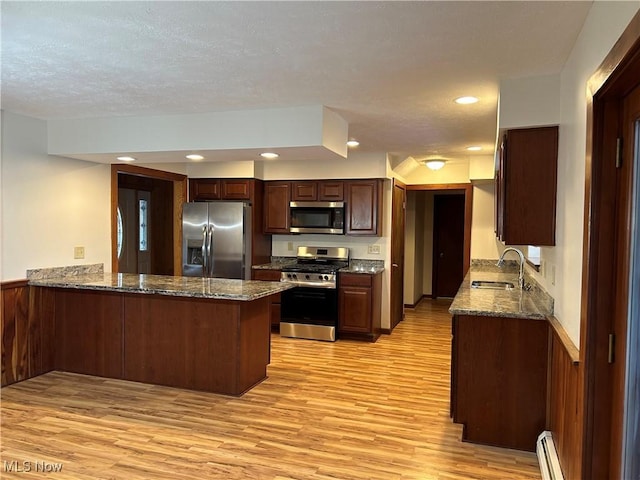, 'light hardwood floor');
0,299,540,479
